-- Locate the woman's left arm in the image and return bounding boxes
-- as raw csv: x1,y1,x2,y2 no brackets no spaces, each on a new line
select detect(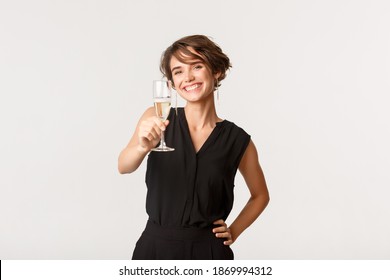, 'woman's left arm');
213,140,270,245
